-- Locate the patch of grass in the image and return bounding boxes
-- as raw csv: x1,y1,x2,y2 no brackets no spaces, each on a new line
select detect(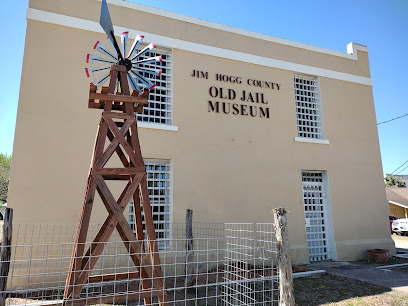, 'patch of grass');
294,273,408,305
